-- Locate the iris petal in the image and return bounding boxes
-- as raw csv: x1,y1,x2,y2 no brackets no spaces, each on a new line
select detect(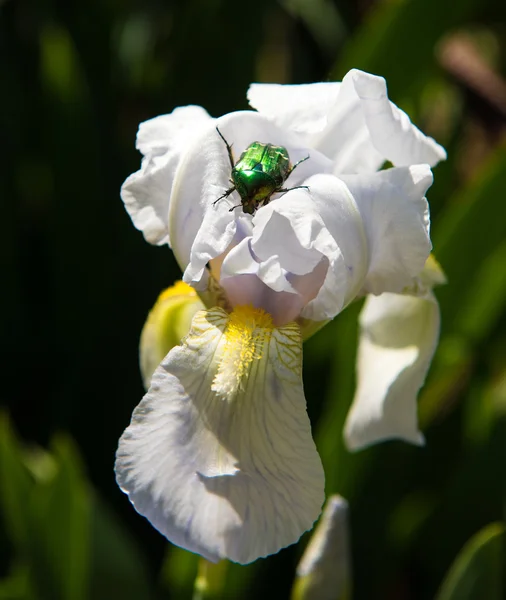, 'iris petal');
344,291,440,450
247,70,446,174
342,165,433,295
116,307,324,564
121,106,211,246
